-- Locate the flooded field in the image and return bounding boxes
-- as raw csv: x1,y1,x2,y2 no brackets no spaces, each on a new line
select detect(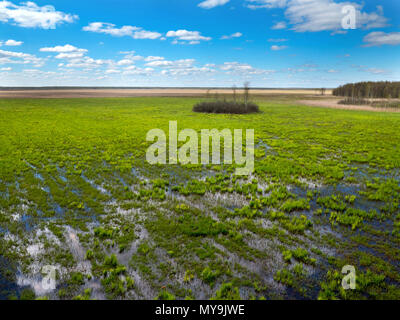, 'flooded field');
0,96,399,300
